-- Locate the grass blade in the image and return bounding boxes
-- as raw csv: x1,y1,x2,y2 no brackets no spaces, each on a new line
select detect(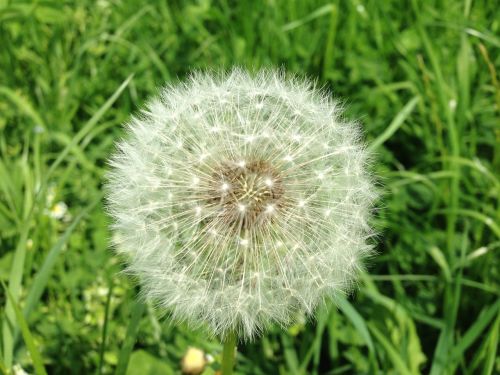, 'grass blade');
368,96,419,151
97,282,114,375
337,295,378,372
2,224,29,368
336,296,374,353
2,75,132,367
22,196,101,319
282,4,333,32
281,333,301,375
298,306,329,374
0,86,46,129
2,283,47,375
481,312,500,375
115,300,146,375
47,74,133,177
368,324,411,375
449,300,500,371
